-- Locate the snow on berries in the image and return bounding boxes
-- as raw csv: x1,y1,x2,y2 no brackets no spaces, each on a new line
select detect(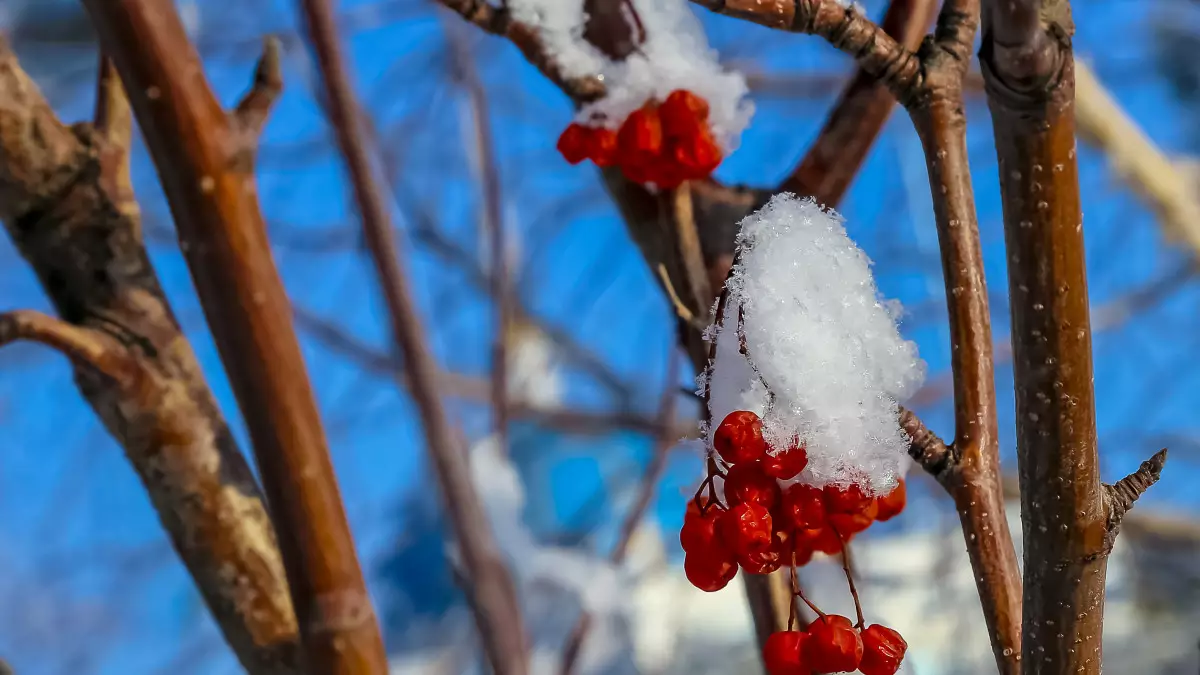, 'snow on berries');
527,0,752,186
679,193,922,673
711,194,926,495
